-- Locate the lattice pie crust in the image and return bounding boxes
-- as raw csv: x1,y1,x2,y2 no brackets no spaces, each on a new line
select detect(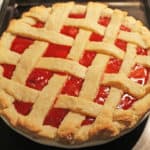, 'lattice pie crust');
0,2,150,144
